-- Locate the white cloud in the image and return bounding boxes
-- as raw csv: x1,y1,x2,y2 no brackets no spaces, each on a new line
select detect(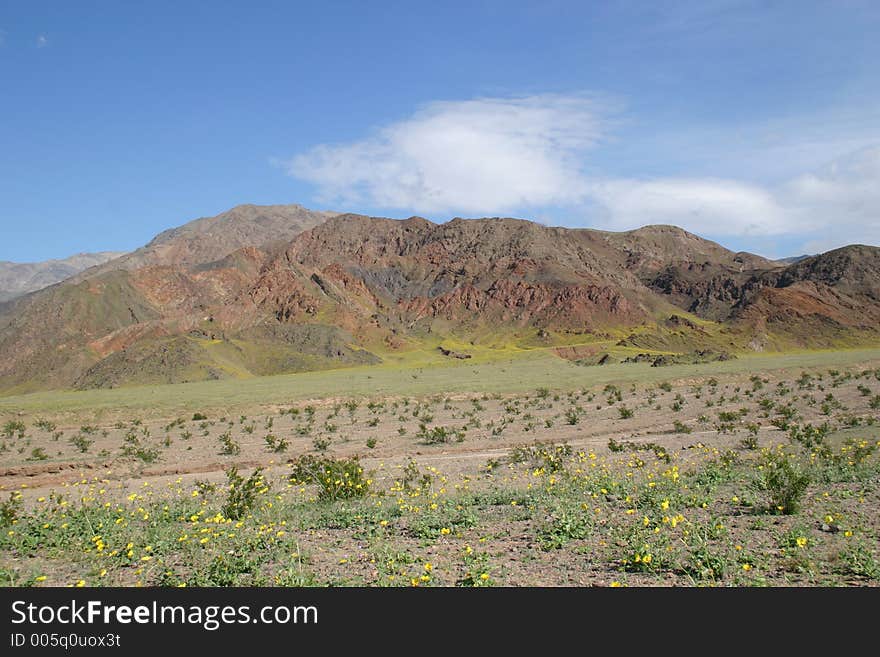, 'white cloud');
586,147,880,247
587,178,793,236
784,144,880,250
286,94,880,251
287,94,608,215
36,34,47,48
